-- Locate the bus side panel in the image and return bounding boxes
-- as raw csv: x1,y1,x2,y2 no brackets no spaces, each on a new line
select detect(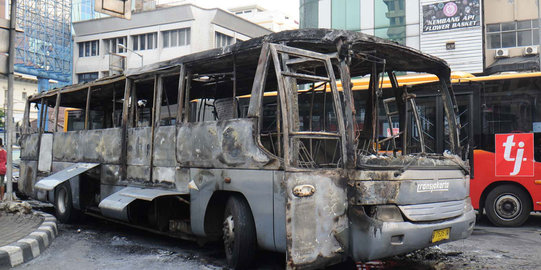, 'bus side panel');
127,127,152,182
19,160,37,196
152,126,181,190
176,119,280,169
285,171,348,269
153,126,176,167
20,133,39,160
52,128,122,164
189,168,276,251
471,150,541,211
